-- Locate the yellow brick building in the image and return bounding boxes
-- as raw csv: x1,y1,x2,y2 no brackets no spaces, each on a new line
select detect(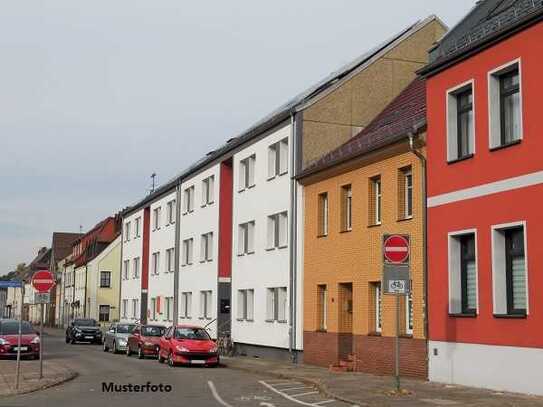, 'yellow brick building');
298,78,428,378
